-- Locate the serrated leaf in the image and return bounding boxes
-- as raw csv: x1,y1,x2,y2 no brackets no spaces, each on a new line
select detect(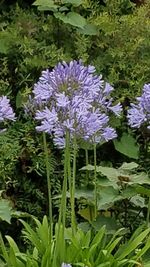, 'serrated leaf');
78,23,98,35
113,133,139,159
54,12,86,29
0,199,12,223
62,0,82,6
